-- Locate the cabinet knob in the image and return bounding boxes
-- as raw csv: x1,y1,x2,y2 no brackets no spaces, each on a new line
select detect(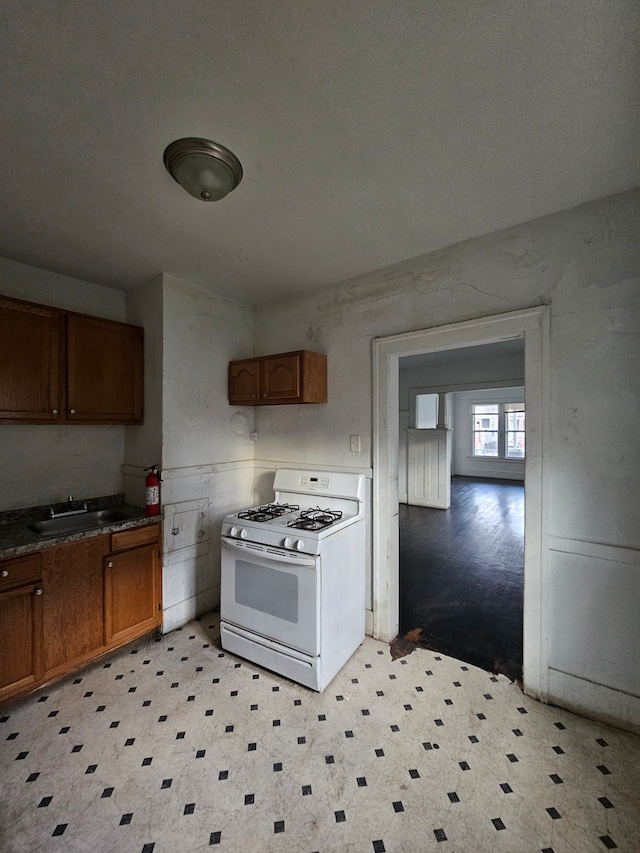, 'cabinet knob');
52,409,58,414
1,569,8,578
107,561,113,567
35,588,43,596
69,408,76,414
198,530,204,538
